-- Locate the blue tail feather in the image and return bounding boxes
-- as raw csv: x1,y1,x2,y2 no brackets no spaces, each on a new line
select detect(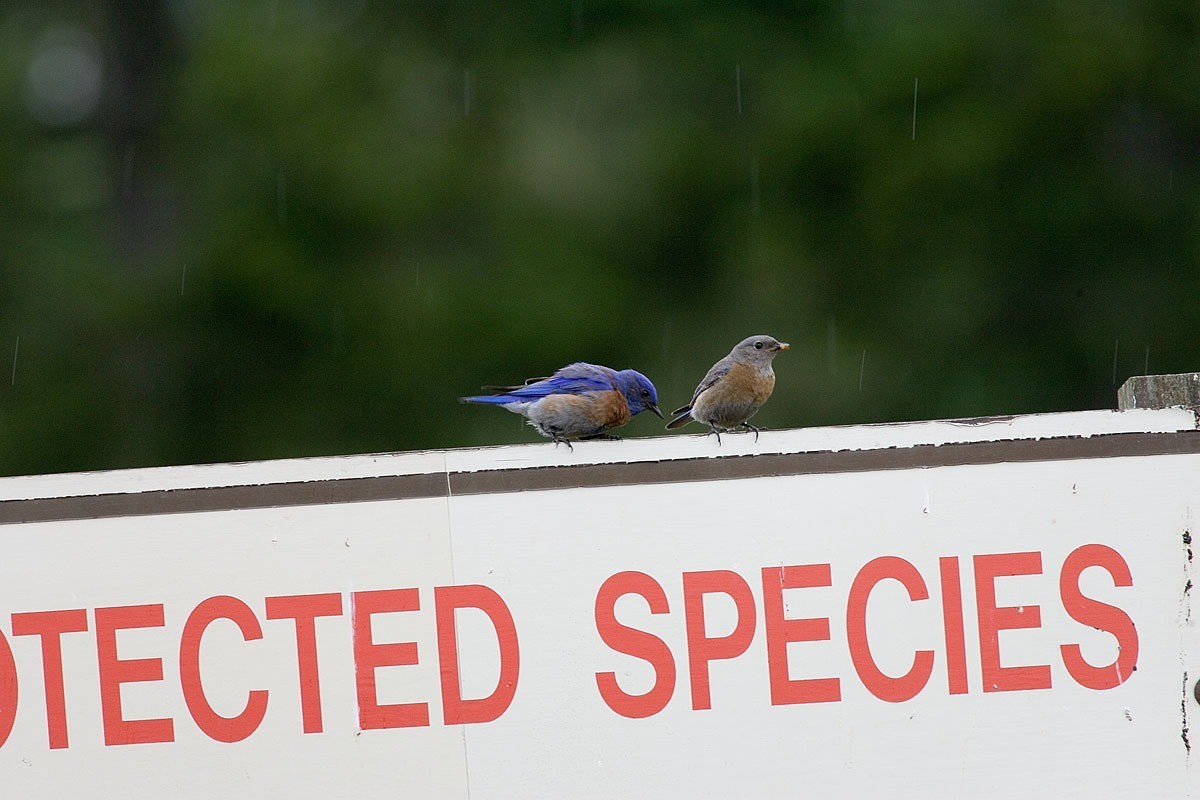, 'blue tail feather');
460,394,522,405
